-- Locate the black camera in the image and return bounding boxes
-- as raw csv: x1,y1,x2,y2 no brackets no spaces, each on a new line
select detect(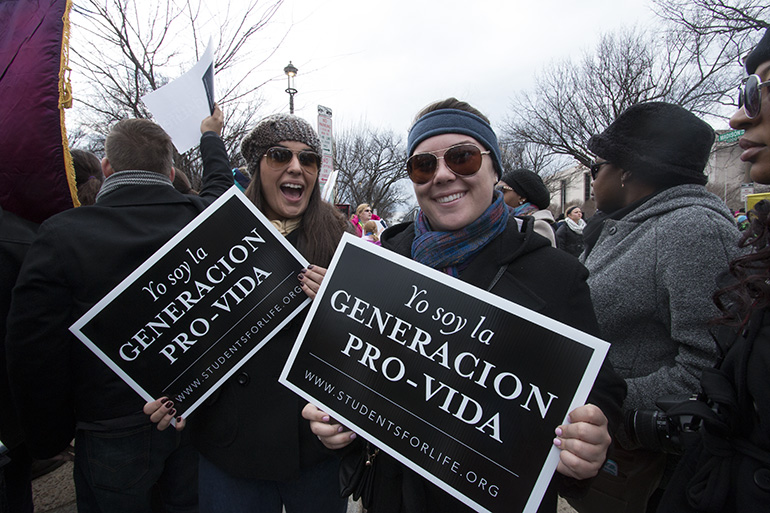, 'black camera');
624,394,701,454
